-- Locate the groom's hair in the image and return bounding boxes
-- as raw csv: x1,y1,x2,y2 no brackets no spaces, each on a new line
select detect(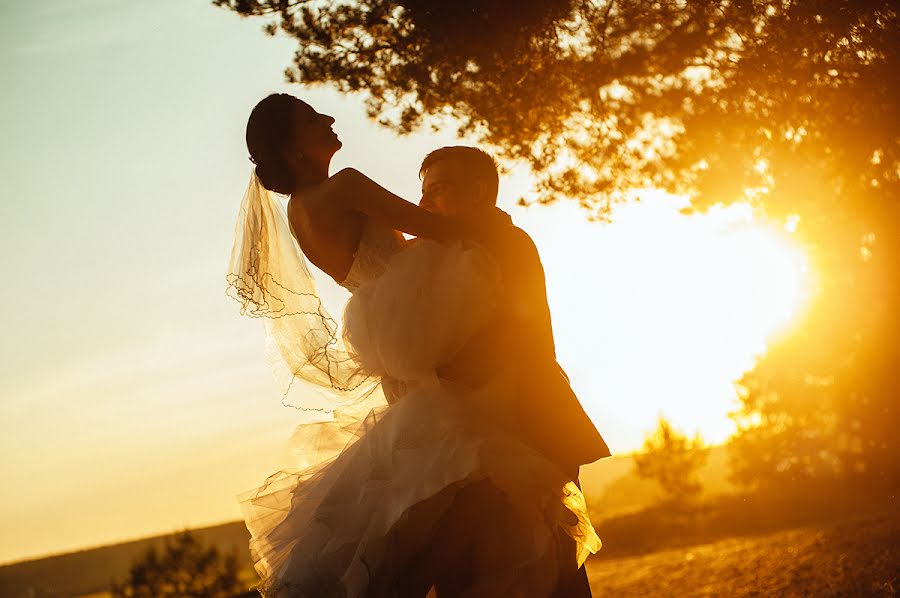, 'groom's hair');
419,146,499,205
